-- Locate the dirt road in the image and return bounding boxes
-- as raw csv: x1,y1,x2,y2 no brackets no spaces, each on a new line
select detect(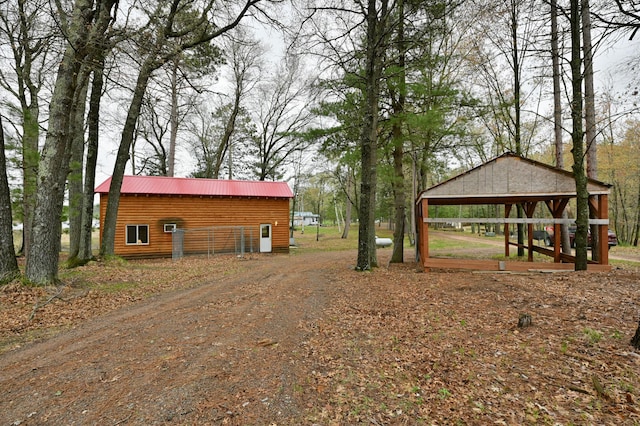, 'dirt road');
0,251,351,425
2,246,639,425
